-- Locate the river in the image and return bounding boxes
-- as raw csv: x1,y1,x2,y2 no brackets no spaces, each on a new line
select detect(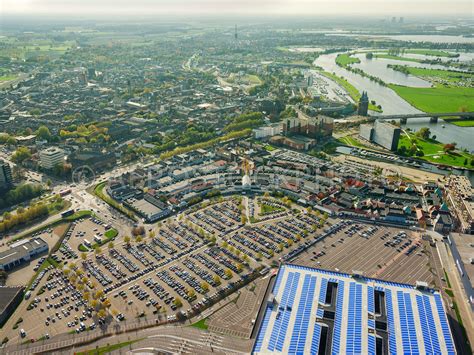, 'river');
313,49,474,181
313,52,474,151
313,52,422,114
